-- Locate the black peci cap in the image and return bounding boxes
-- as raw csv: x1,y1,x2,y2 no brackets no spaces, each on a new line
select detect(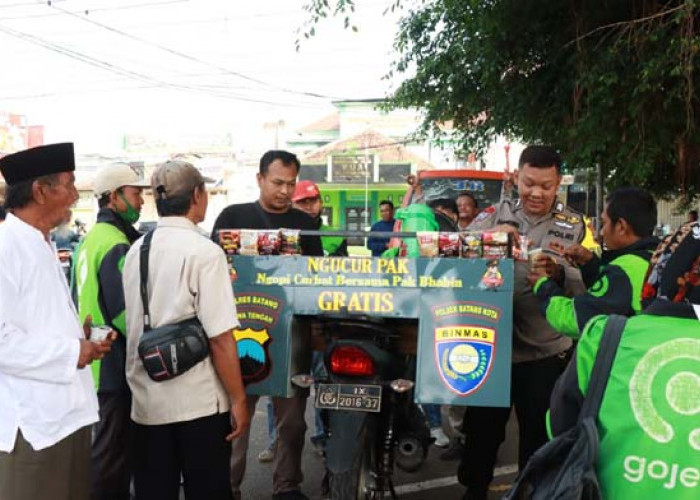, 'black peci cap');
0,143,75,185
